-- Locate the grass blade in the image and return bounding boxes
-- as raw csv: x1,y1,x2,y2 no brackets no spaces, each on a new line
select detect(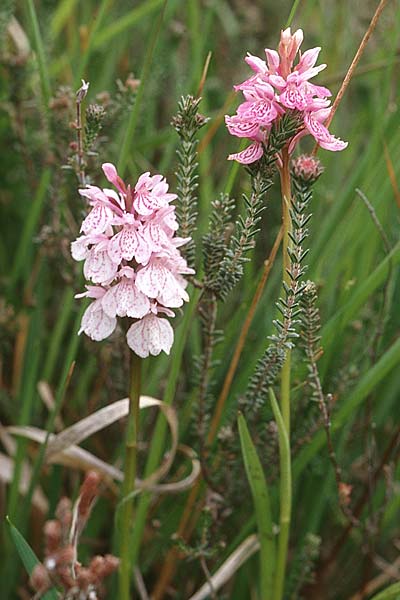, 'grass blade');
238,412,275,598
92,0,164,49
269,388,291,600
26,0,51,107
369,583,400,600
6,517,58,600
